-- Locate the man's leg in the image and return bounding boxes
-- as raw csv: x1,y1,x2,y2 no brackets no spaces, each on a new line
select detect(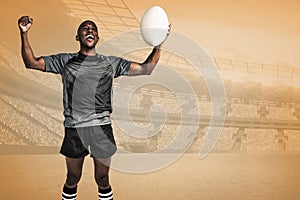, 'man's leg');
62,156,85,200
93,157,113,200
